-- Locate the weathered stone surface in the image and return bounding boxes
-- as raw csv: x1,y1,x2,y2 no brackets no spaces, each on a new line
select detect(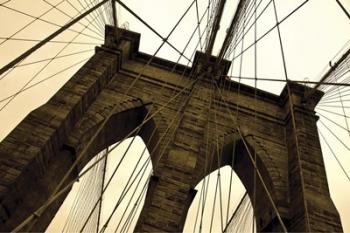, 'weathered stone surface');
0,25,343,232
